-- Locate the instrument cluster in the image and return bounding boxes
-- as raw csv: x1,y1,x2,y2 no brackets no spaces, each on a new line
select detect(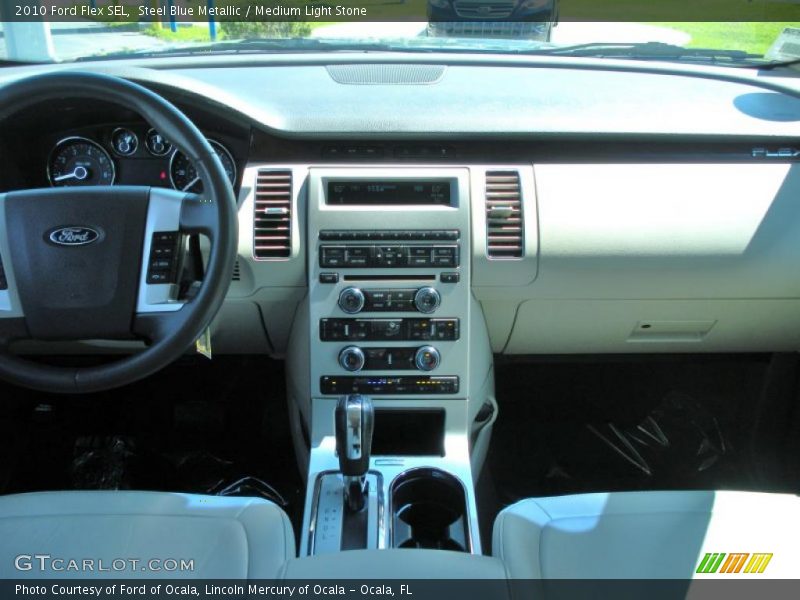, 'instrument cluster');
47,126,237,193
